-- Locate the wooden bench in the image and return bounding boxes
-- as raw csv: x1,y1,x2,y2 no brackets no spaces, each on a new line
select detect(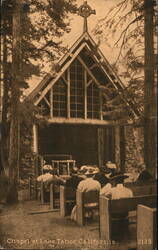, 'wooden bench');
76,190,99,226
125,182,157,196
99,194,157,240
60,186,76,217
137,204,157,250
